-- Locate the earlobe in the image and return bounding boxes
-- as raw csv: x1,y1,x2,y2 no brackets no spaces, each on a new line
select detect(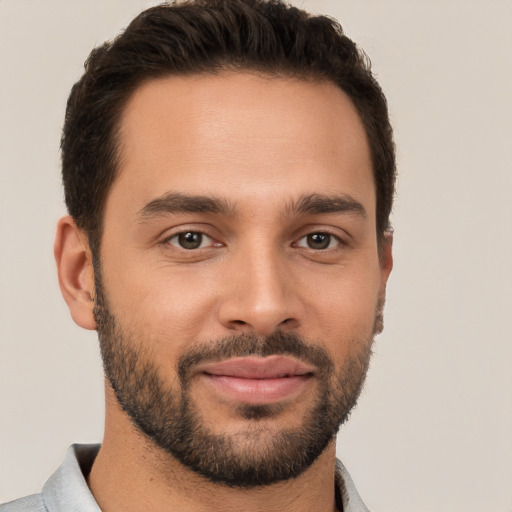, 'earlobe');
54,215,97,330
